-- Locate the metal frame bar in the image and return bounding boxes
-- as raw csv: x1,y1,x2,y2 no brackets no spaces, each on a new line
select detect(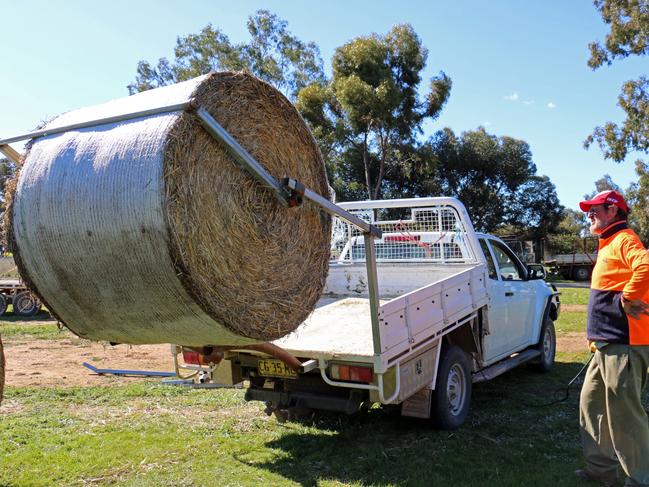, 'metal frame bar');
283,178,381,238
82,362,176,377
0,102,191,147
0,145,23,164
195,107,291,207
363,233,382,355
195,108,384,355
